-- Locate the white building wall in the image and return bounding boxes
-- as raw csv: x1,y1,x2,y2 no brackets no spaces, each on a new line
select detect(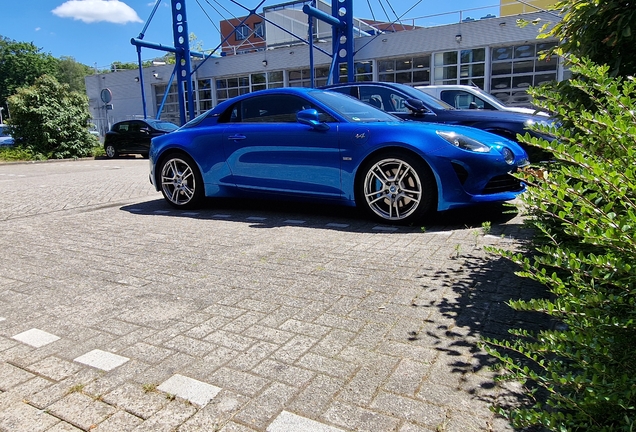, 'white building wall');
85,11,559,127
